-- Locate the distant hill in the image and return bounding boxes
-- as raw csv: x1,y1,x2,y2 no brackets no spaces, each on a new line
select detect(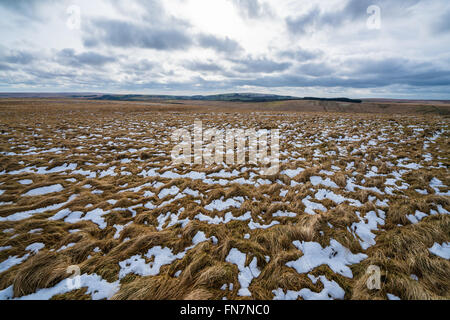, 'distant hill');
0,92,100,98
92,93,363,103
303,97,362,103
93,93,300,102
0,92,363,103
